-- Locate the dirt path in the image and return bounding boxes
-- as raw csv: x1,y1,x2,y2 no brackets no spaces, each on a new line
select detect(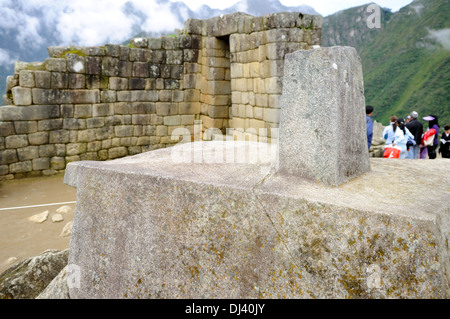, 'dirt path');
0,174,77,274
